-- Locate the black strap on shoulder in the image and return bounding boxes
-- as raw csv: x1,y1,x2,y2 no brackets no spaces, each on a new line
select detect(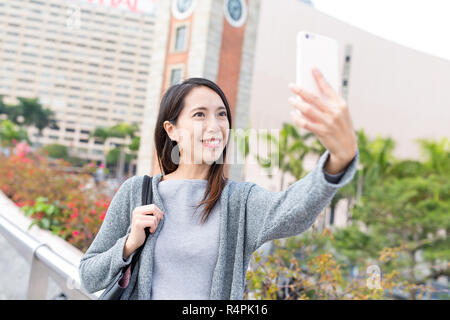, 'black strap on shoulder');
141,175,153,238
130,175,153,272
